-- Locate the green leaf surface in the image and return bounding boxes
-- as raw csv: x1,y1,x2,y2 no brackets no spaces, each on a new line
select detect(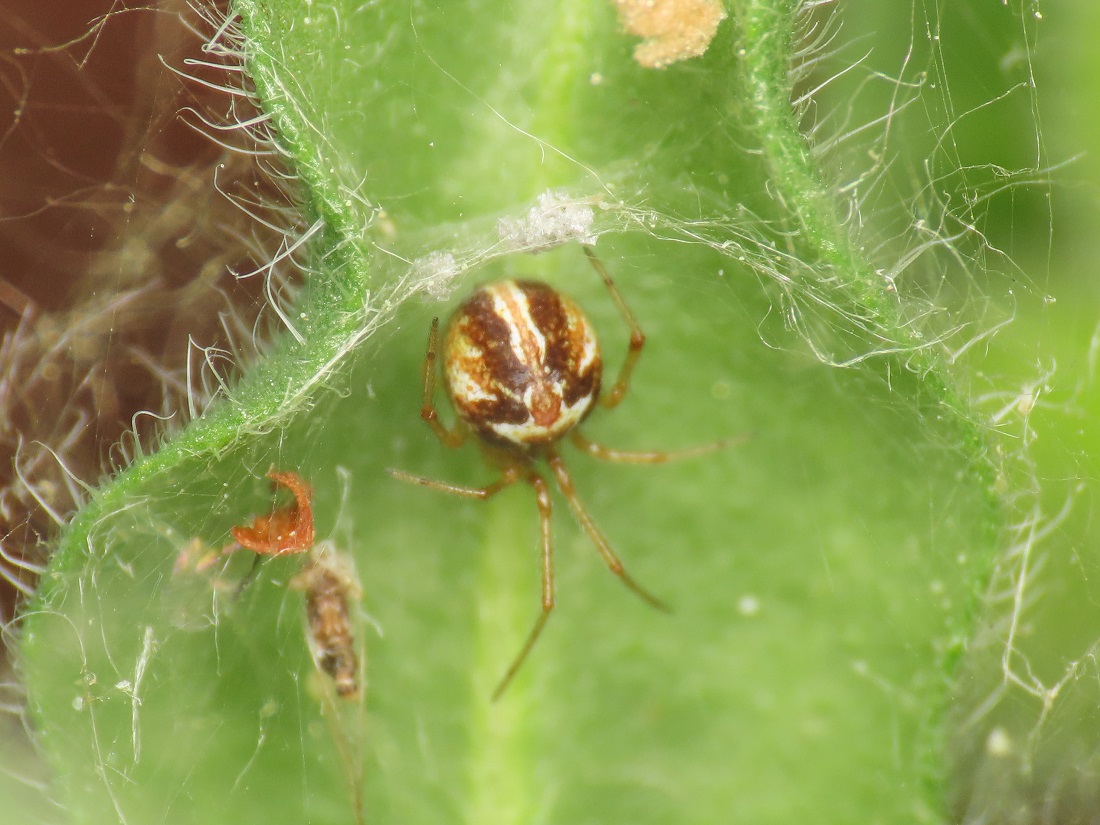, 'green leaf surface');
21,1,1002,823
